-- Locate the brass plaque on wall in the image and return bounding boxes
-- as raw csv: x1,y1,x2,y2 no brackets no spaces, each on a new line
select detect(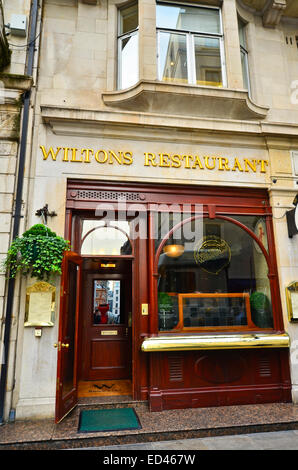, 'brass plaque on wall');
286,281,298,322
25,281,56,327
